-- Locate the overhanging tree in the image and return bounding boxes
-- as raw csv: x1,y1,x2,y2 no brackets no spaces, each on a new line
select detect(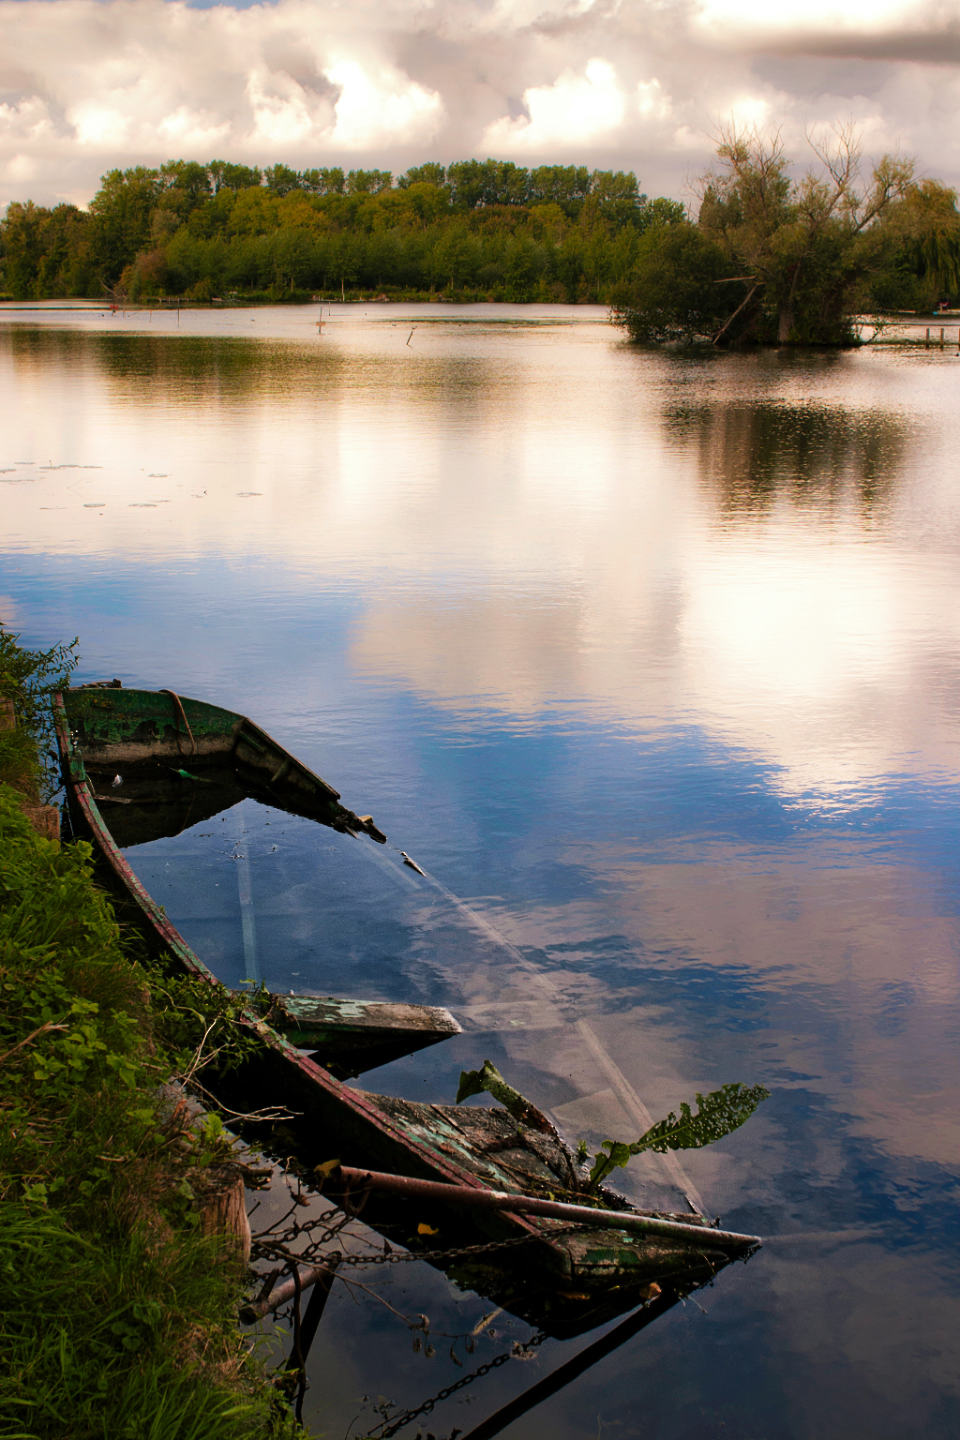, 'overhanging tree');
615,127,915,346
